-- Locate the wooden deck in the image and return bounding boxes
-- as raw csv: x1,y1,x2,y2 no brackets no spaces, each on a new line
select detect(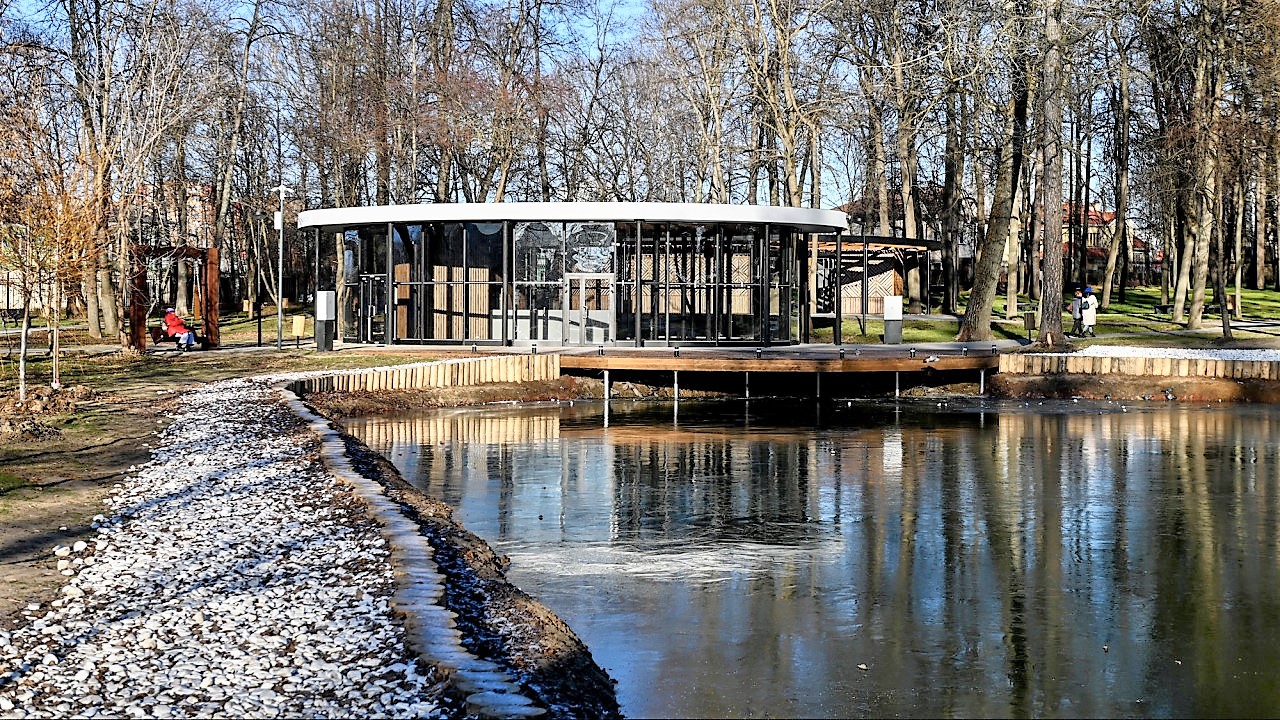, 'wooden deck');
558,346,1000,374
